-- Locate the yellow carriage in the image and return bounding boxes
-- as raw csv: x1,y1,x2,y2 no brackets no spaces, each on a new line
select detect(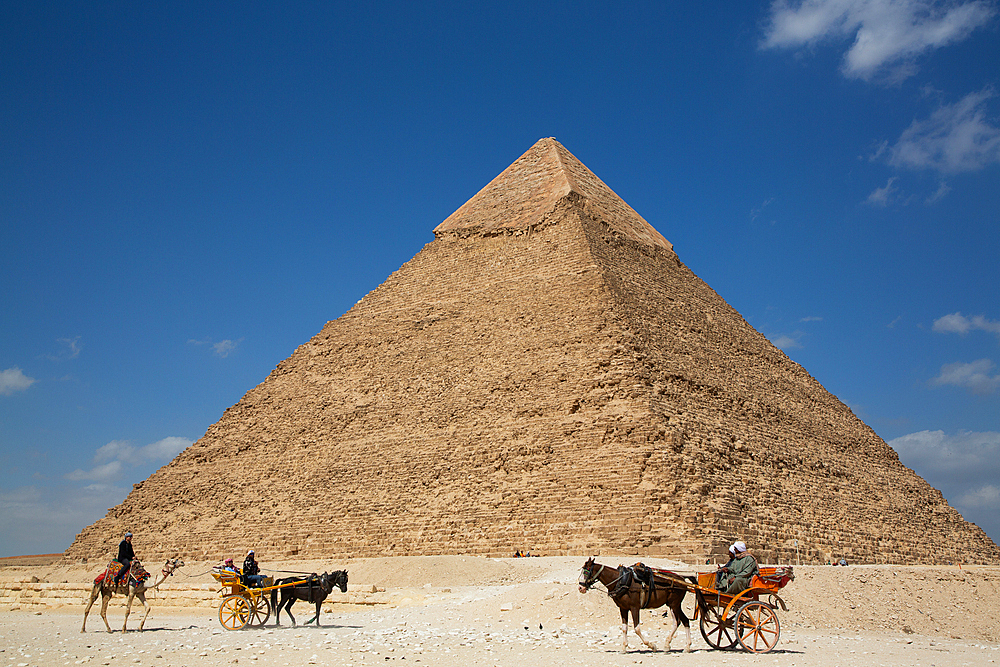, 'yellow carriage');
210,570,275,630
